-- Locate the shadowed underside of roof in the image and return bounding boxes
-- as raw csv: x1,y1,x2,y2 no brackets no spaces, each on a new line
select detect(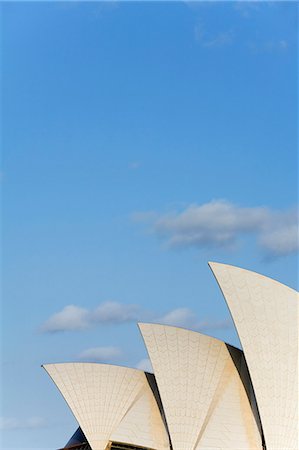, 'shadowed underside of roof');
62,430,156,450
